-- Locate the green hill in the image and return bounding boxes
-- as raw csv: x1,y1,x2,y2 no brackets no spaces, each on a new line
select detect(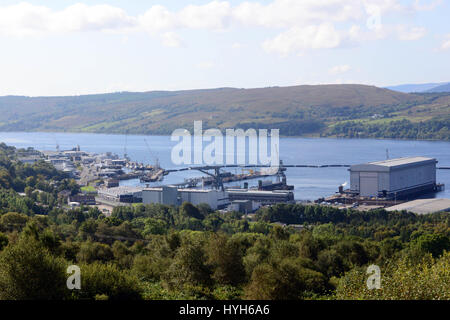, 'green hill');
0,84,448,139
